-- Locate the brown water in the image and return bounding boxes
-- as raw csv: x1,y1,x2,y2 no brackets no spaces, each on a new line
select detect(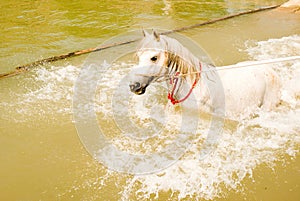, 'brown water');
1,1,300,200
